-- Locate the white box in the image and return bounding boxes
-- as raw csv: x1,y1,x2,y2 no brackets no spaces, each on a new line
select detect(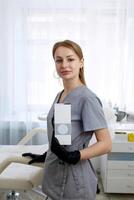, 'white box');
54,103,71,145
